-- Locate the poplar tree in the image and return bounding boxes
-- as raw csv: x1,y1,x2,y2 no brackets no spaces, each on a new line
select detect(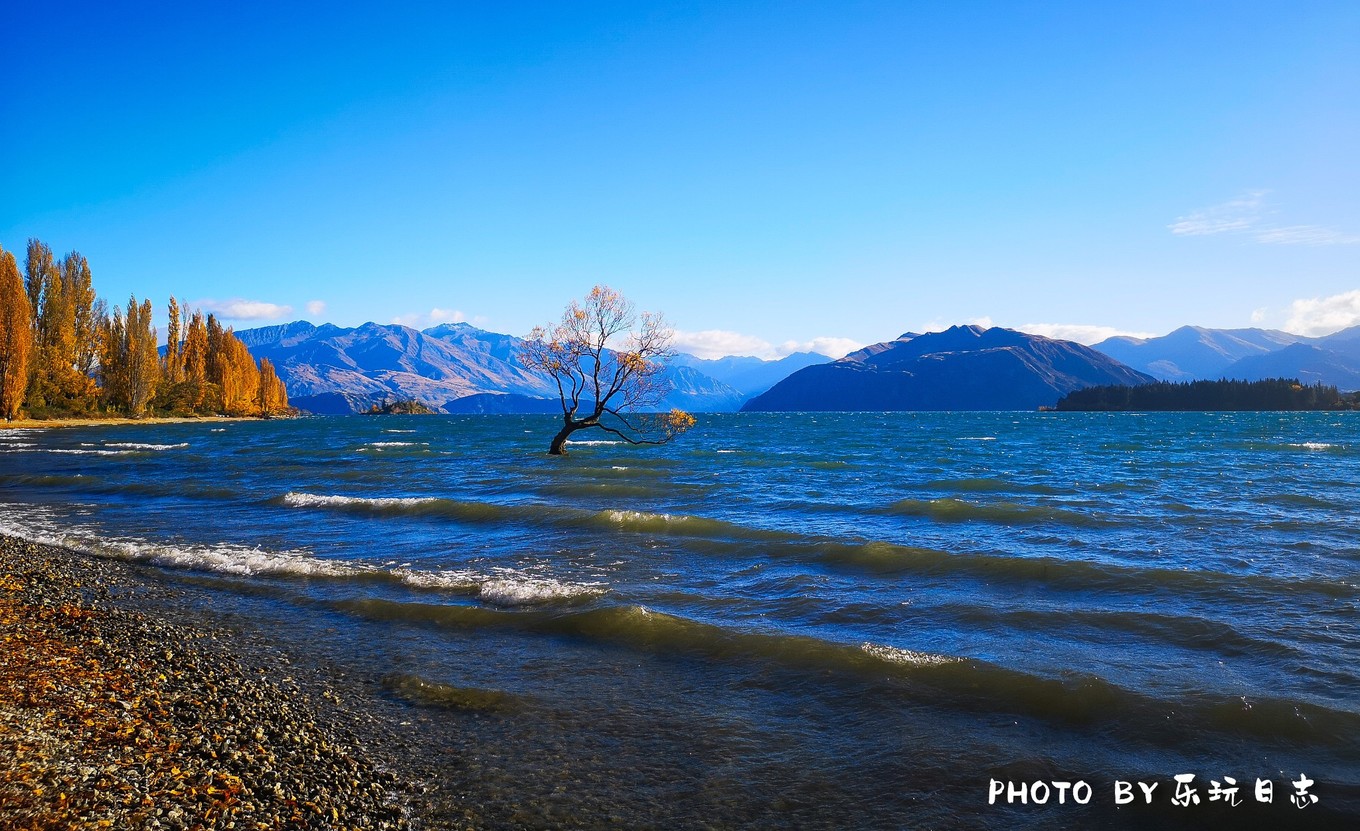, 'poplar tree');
65,252,100,376
257,358,289,416
23,239,53,329
181,311,210,409
163,296,184,384
215,330,260,416
0,247,33,419
99,296,159,417
125,297,159,416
